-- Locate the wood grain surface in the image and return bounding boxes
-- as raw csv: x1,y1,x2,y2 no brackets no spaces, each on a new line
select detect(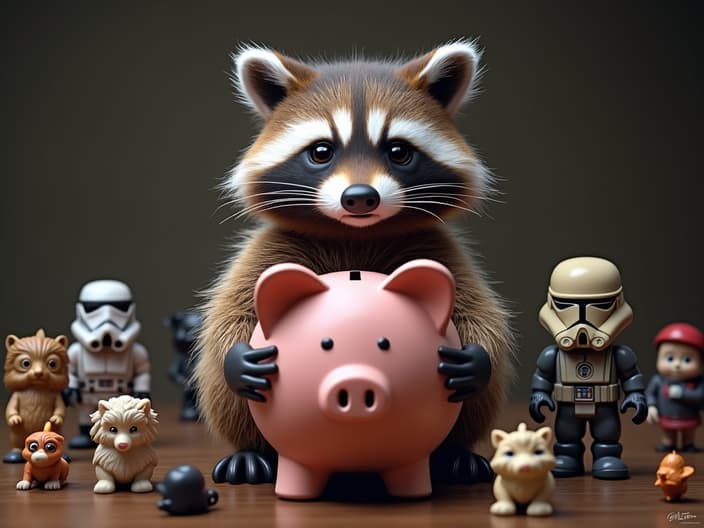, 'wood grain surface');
2,401,702,528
